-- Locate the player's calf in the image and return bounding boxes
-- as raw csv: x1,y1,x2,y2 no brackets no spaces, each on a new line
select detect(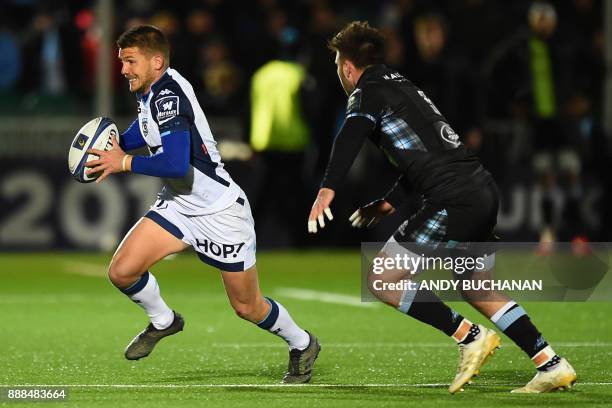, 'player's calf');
231,298,268,323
